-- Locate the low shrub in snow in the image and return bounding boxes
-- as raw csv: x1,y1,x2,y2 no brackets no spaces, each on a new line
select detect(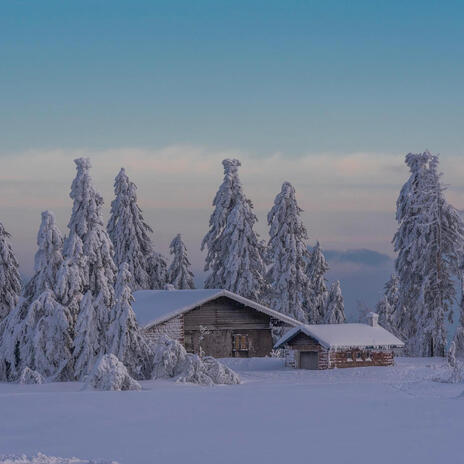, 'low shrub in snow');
152,336,240,386
18,367,44,385
0,454,118,464
85,354,141,391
